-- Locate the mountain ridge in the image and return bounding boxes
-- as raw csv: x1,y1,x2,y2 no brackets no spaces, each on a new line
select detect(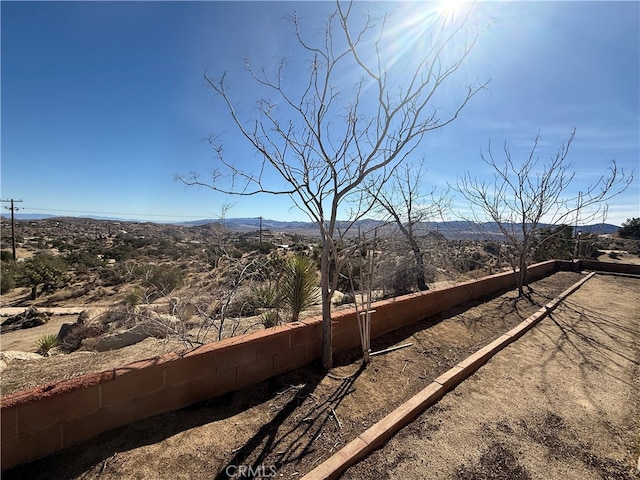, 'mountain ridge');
5,213,621,237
